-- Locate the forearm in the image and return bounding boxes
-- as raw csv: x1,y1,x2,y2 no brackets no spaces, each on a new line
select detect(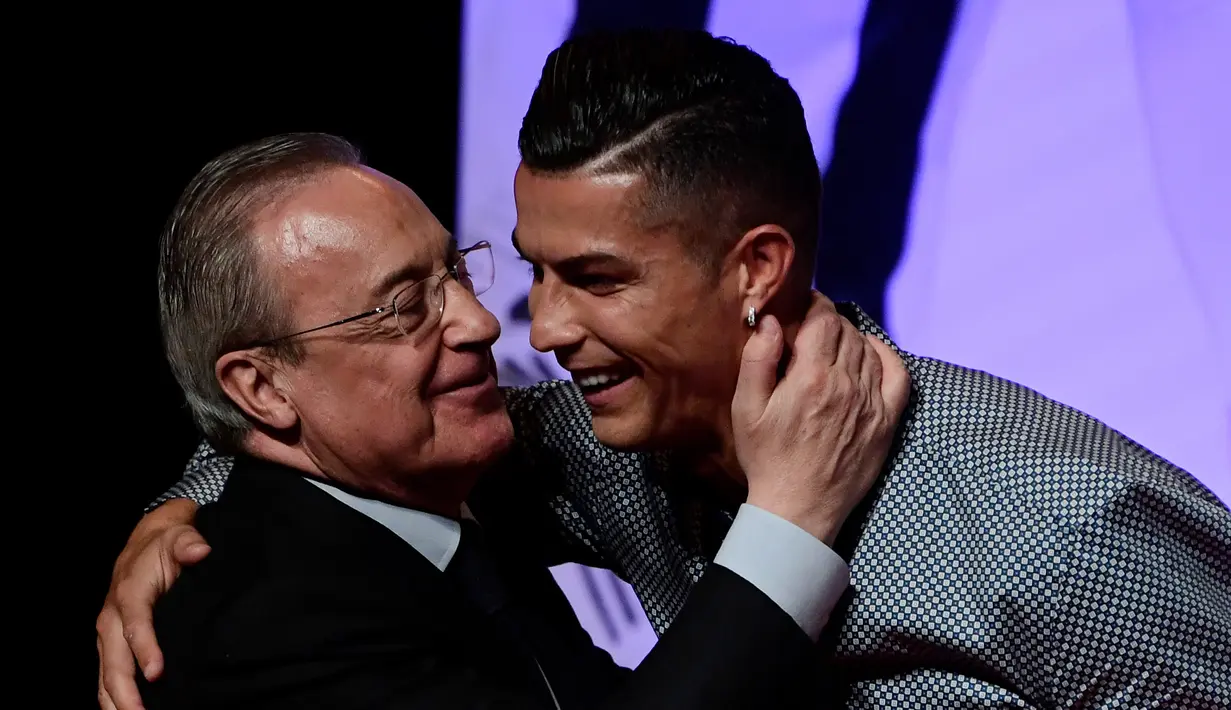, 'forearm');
713,504,848,639
111,498,201,583
126,499,198,550
603,564,818,710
